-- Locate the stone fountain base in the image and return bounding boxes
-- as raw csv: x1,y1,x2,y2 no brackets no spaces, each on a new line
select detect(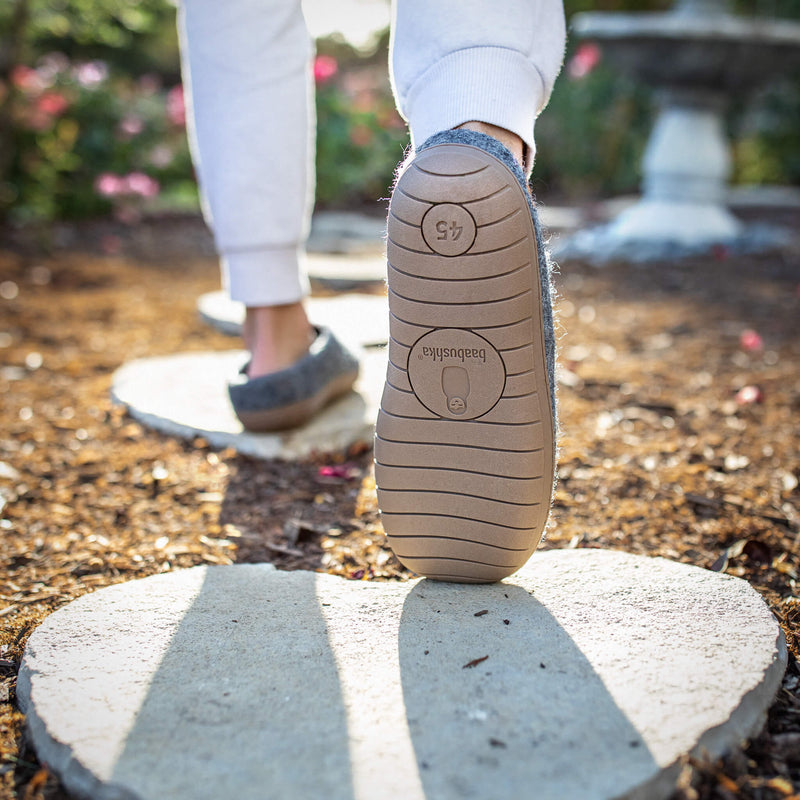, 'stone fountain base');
568,1,800,263
554,209,791,263
553,102,794,262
